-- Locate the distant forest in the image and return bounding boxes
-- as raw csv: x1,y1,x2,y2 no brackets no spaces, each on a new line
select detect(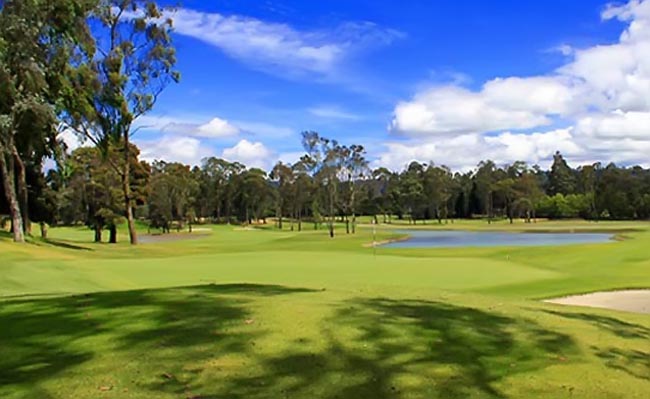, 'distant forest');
3,130,650,243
